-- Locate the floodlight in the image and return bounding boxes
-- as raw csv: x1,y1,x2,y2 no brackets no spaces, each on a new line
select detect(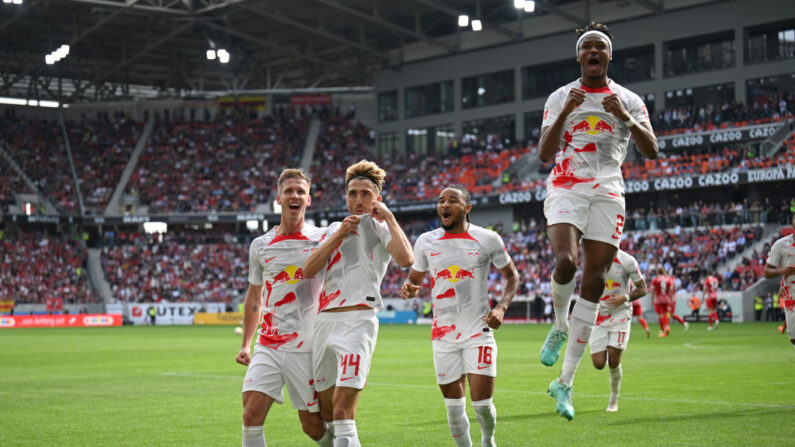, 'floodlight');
206,49,216,60
524,1,535,12
458,15,469,27
471,19,482,31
